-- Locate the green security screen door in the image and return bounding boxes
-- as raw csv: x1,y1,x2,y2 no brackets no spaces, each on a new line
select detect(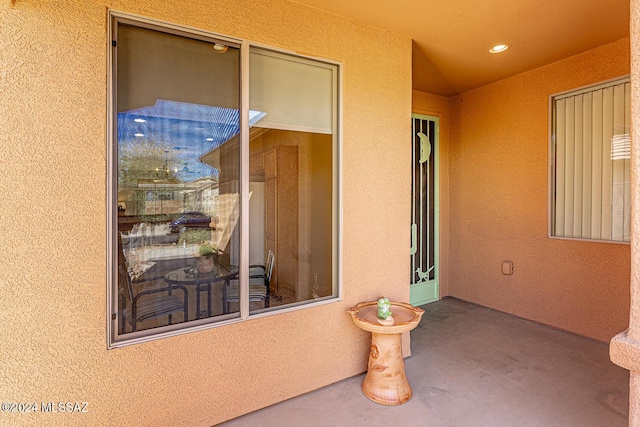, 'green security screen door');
410,114,438,306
